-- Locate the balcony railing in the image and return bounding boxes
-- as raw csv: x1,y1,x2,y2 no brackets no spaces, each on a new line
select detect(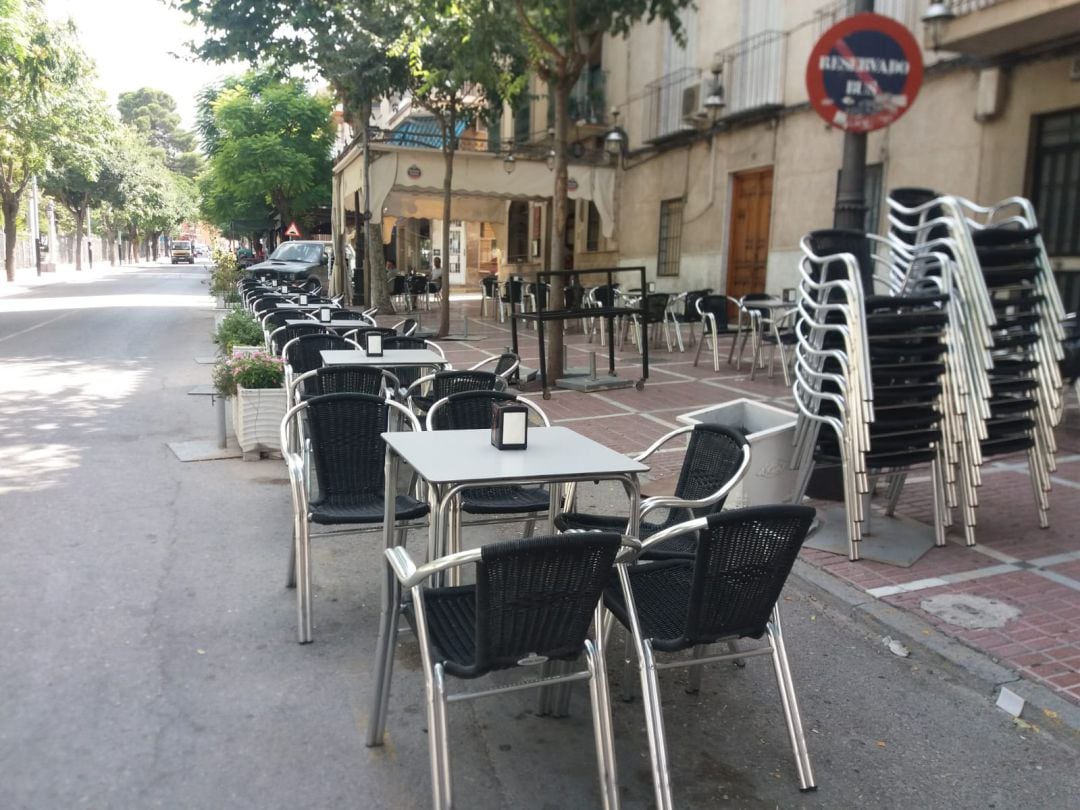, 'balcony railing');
946,0,1011,15
568,70,607,126
716,30,785,116
643,66,702,141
